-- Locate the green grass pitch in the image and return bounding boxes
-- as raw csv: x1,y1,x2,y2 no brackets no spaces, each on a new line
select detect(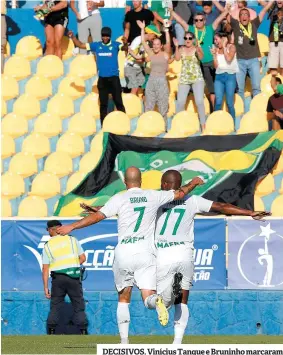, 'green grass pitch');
2,335,283,354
